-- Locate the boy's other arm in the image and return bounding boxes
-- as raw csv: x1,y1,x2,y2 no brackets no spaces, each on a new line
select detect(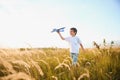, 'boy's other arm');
57,32,65,40
80,43,85,51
